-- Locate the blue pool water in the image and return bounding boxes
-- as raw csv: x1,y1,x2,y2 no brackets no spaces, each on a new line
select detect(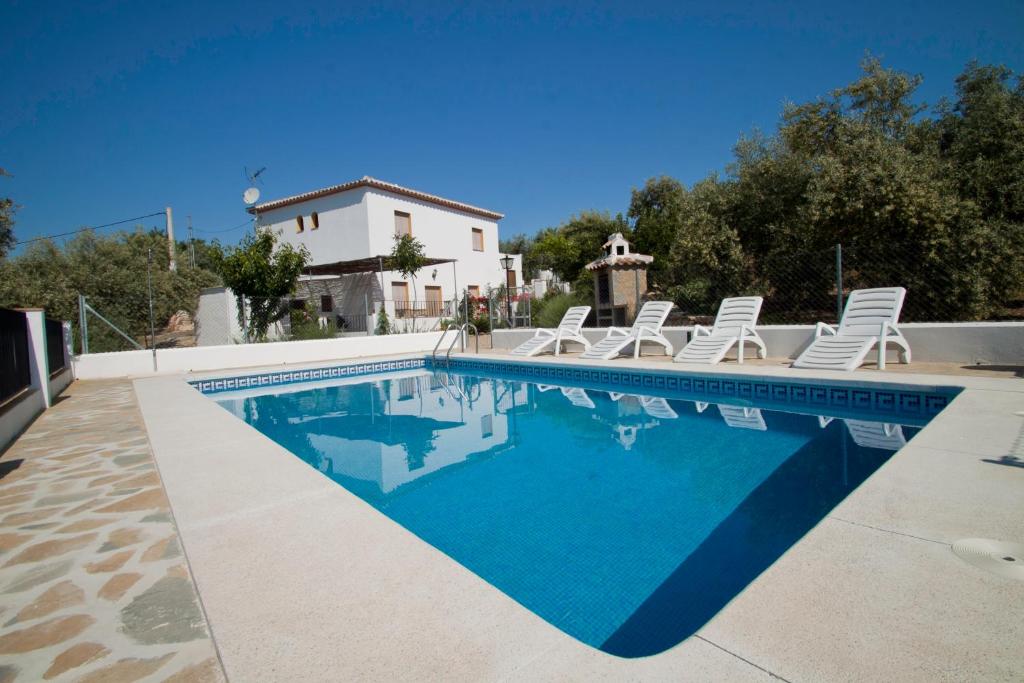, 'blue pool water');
212,367,938,657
